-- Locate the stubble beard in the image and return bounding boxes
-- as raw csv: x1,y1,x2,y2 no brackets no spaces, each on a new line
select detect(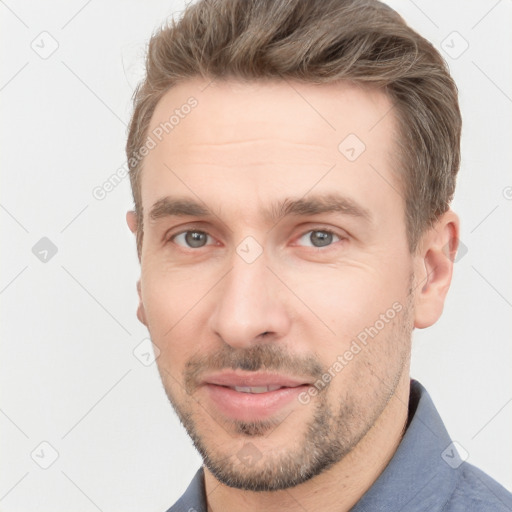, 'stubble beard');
158,299,413,492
